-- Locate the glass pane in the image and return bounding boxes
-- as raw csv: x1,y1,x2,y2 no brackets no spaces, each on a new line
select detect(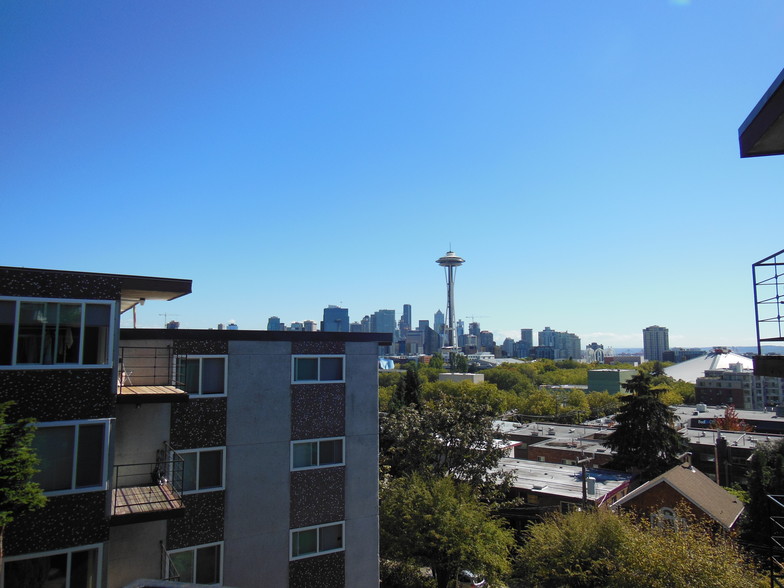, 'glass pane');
55,303,81,364
169,550,194,583
76,424,104,488
195,545,220,584
83,304,110,365
17,302,45,364
70,548,98,588
198,450,223,489
5,553,67,588
33,426,75,491
182,453,197,492
201,358,225,394
0,300,15,366
178,359,200,394
292,443,316,468
293,529,317,557
320,357,343,381
294,358,318,381
319,439,343,466
320,524,343,552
